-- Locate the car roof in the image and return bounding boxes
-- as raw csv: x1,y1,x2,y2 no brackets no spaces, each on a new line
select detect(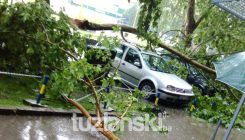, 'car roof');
141,51,160,57
122,41,141,51
121,41,160,57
